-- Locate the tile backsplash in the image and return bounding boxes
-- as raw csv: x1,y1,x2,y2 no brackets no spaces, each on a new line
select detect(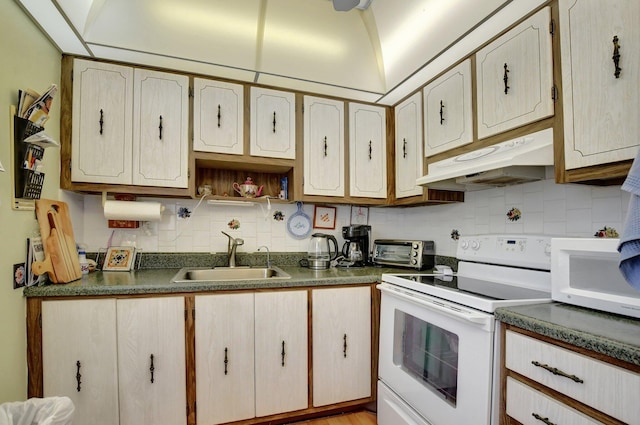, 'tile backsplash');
77,177,629,258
